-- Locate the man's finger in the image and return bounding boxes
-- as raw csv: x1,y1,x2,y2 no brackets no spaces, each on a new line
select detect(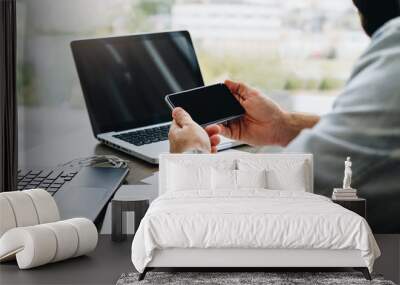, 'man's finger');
224,79,242,101
217,123,232,139
211,146,218,153
205,124,220,137
219,119,242,141
224,79,240,93
224,79,253,100
210,134,220,147
172,107,193,127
